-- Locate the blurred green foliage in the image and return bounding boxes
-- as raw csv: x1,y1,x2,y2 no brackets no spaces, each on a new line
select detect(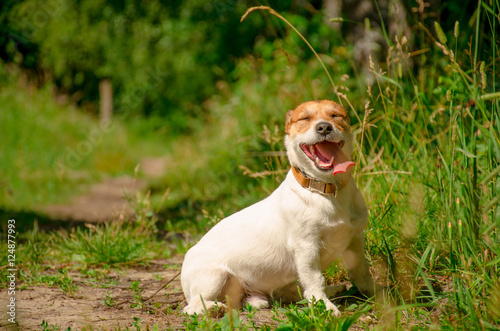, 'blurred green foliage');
0,64,154,210
1,0,337,134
